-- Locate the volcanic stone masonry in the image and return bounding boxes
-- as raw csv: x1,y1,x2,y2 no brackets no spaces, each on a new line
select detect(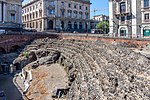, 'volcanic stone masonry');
14,38,150,100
